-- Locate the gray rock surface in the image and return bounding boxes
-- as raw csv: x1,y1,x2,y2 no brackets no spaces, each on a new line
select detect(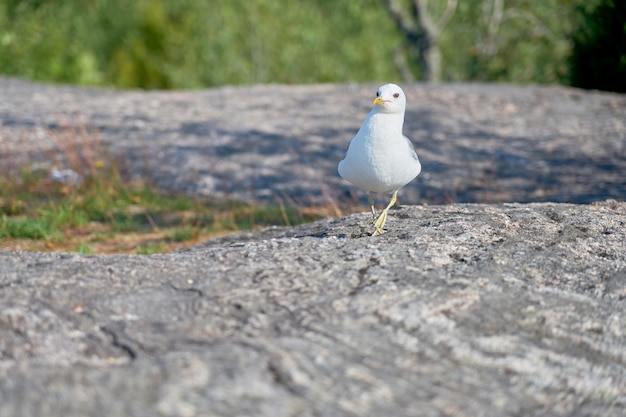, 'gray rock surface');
1,201,625,416
1,79,626,415
1,78,625,205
